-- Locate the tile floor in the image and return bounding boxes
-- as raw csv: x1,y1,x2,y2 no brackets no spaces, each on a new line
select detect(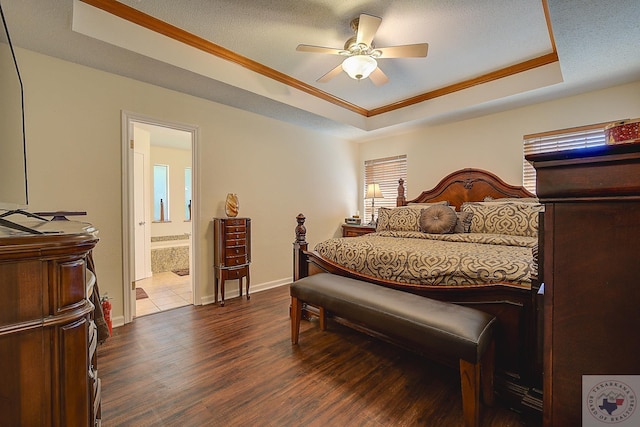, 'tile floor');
135,271,192,317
